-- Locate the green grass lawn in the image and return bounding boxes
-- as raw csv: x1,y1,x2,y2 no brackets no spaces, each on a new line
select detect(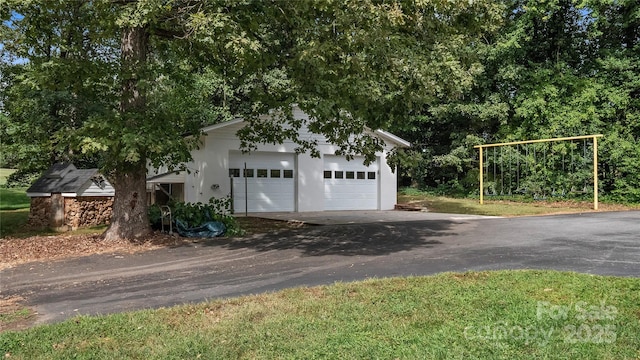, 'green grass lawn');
398,188,638,217
0,168,16,186
0,187,30,210
0,169,31,211
0,185,31,237
1,270,638,359
0,209,107,238
0,209,30,238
